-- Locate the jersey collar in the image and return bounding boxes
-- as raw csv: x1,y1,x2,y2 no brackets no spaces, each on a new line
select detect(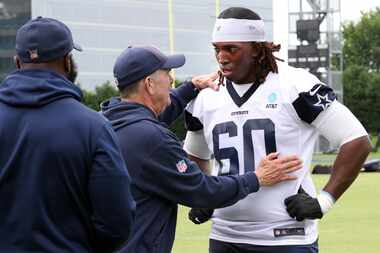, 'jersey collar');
226,79,260,107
